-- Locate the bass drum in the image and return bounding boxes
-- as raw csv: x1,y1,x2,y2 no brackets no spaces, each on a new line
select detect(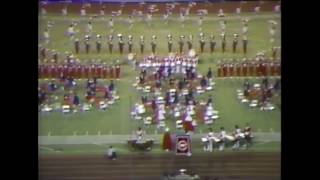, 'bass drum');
188,49,196,58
